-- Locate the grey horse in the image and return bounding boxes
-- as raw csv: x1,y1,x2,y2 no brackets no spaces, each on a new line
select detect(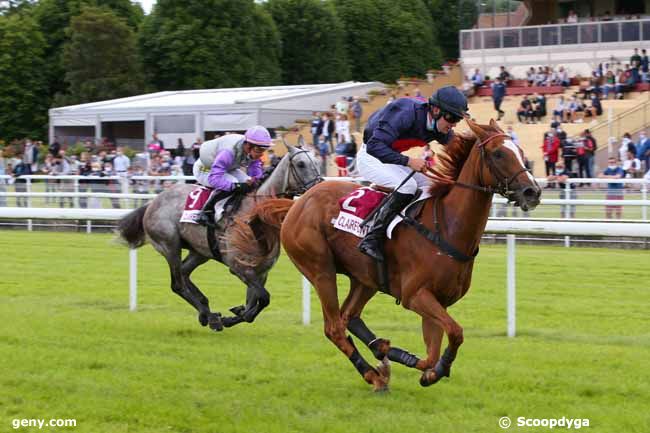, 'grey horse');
117,144,321,331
